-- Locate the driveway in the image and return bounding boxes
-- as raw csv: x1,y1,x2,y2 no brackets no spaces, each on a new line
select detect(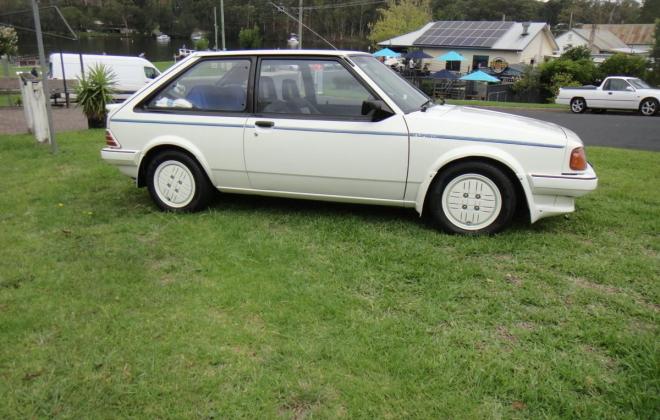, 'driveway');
475,107,660,152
